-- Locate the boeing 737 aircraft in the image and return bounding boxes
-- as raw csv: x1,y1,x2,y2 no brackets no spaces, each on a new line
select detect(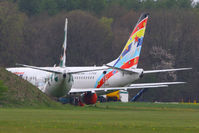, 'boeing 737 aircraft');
7,13,191,105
